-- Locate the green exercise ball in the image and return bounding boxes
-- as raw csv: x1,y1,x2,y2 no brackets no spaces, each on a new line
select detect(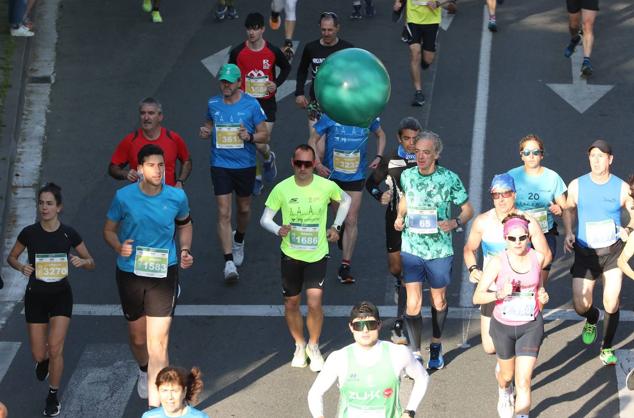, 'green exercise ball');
314,48,391,128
